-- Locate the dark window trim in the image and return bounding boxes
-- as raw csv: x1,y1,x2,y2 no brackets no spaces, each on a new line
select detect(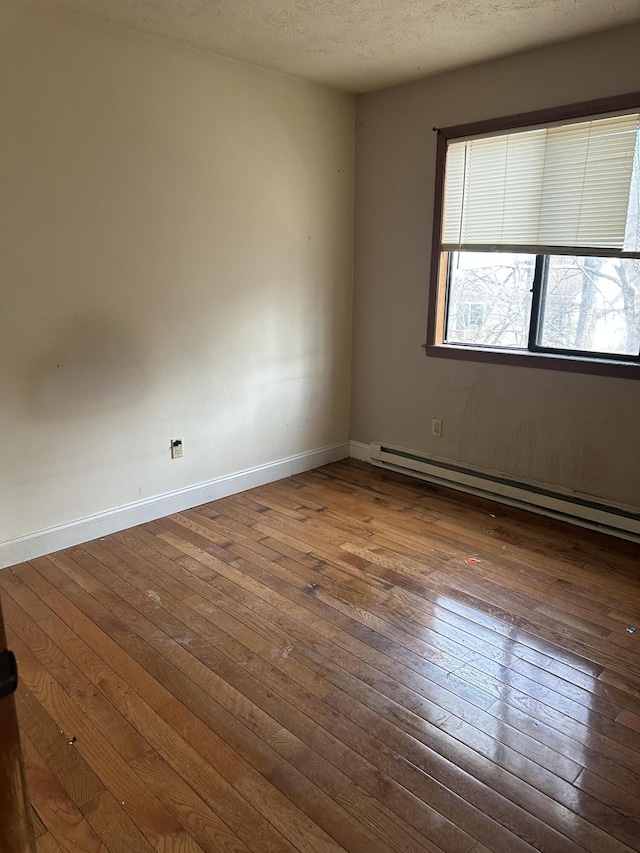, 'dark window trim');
425,91,640,380
527,254,547,352
423,342,640,378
